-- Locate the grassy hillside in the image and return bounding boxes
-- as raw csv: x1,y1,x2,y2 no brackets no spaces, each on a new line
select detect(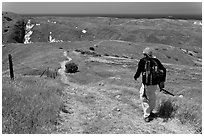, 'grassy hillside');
2,41,202,133
2,12,26,43
2,12,202,48
25,16,201,48
3,13,201,66
2,13,202,134
2,76,64,133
